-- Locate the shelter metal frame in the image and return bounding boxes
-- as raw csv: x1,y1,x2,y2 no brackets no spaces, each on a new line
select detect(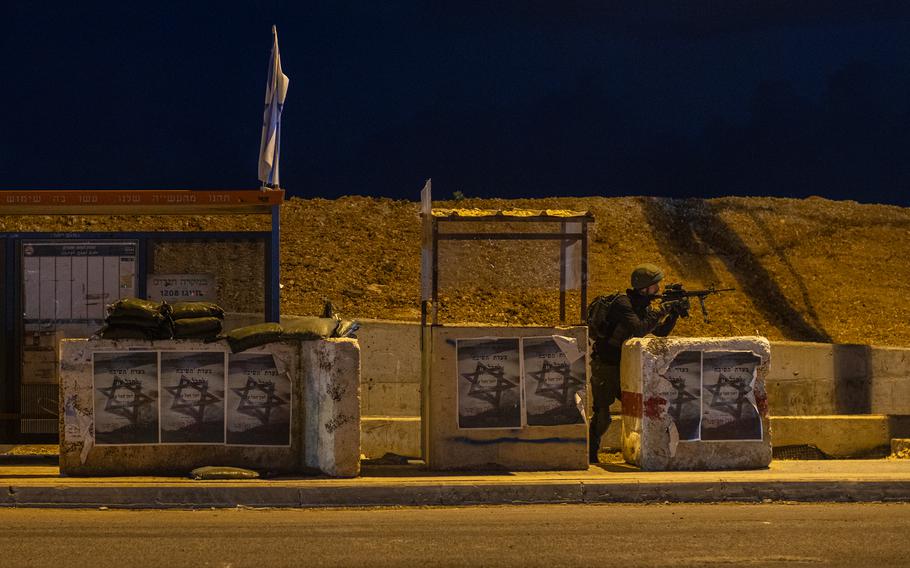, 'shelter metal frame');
0,189,284,443
422,211,594,327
